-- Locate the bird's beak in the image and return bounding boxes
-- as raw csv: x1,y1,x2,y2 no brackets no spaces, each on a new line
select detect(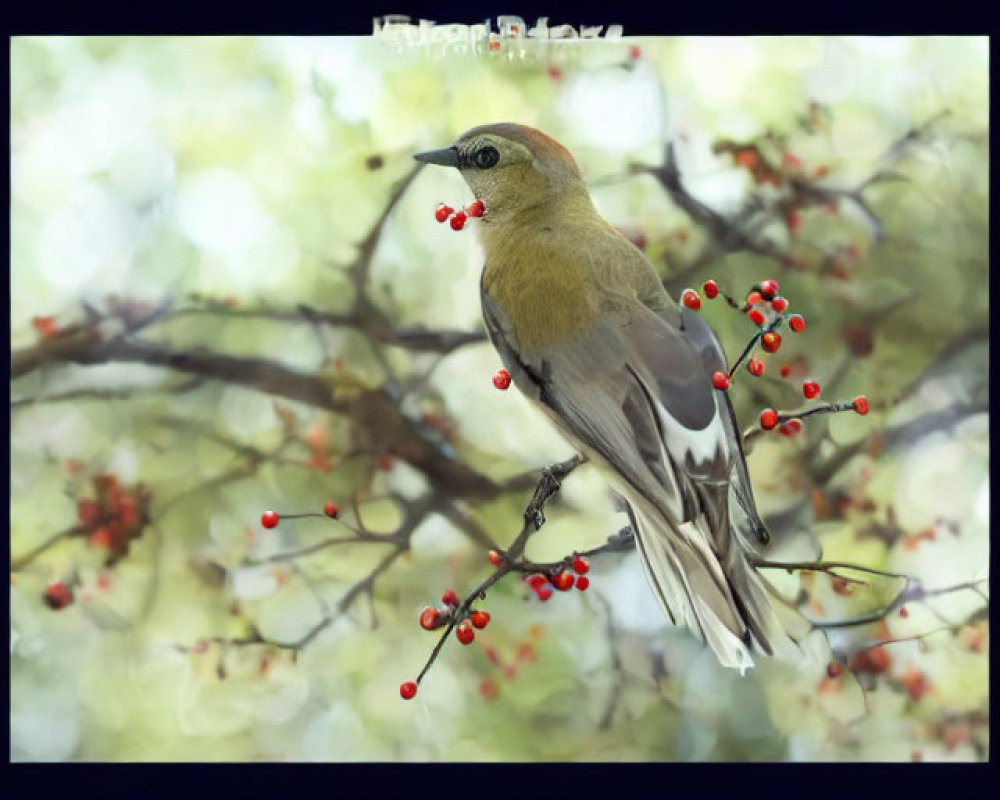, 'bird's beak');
414,146,460,168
